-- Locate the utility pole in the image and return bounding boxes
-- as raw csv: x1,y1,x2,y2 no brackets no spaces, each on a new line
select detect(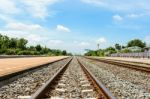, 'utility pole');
97,43,100,50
